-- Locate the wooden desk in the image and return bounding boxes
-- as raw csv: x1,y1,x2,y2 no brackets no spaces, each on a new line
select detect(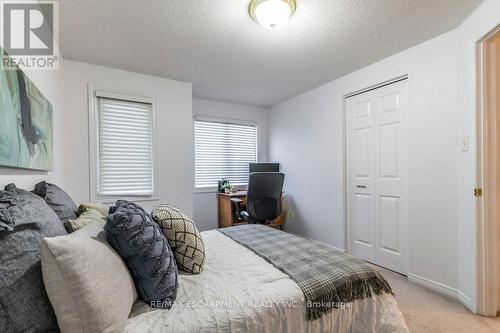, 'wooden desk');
217,191,285,229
